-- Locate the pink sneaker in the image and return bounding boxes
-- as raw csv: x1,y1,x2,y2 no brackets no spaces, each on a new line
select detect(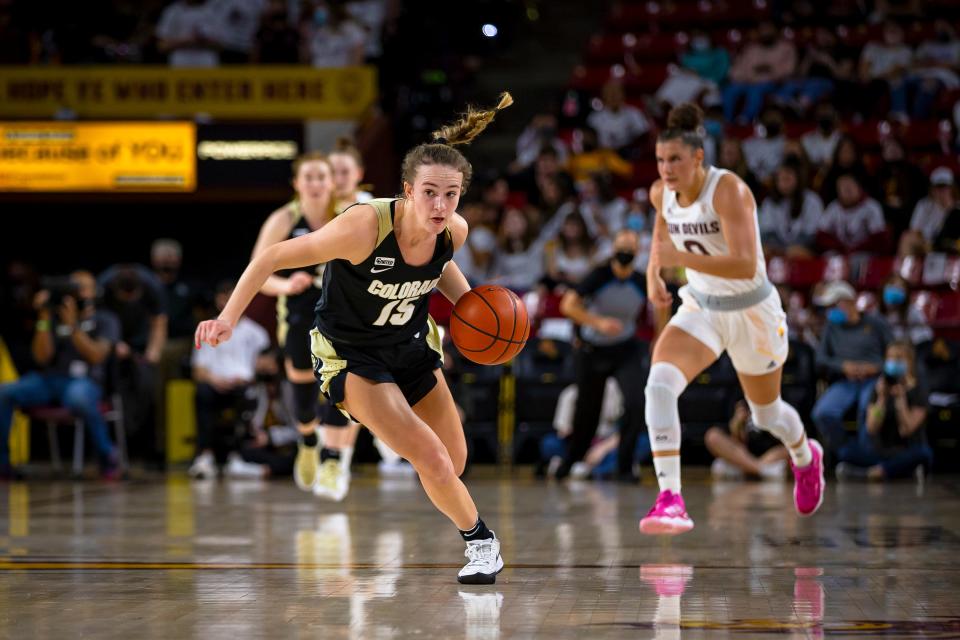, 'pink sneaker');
639,490,694,535
790,440,825,516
